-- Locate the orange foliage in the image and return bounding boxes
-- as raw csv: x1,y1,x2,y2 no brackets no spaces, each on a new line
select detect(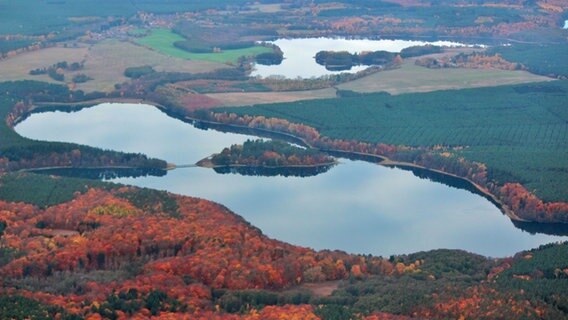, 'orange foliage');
243,305,319,320
0,186,393,318
414,286,545,319
499,183,568,223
